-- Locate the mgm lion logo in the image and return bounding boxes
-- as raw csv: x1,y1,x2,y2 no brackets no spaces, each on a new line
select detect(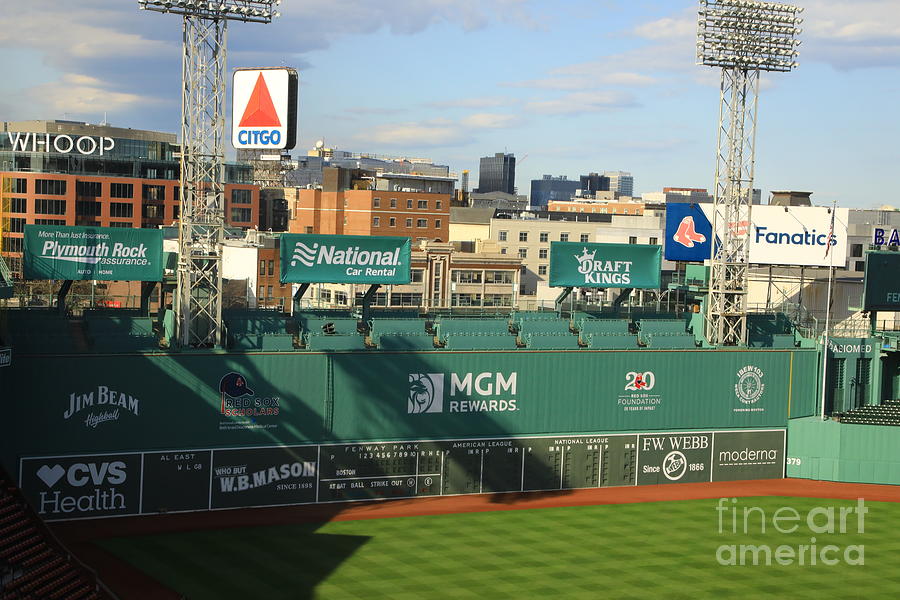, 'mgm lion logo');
408,373,444,414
